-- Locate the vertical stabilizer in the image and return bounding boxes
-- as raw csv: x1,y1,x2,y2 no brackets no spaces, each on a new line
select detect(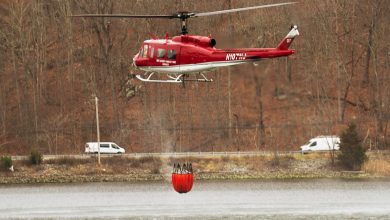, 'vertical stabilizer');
277,25,299,50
